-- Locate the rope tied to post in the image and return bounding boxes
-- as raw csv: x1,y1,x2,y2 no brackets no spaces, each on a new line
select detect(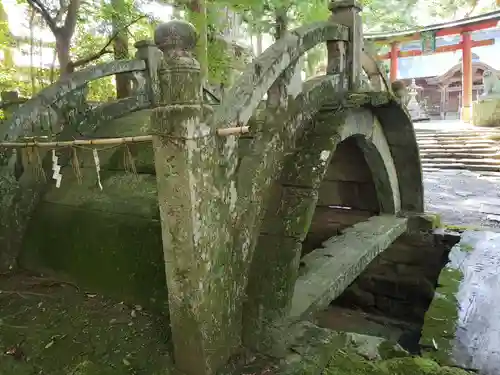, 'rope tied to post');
0,125,250,190
0,126,250,149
